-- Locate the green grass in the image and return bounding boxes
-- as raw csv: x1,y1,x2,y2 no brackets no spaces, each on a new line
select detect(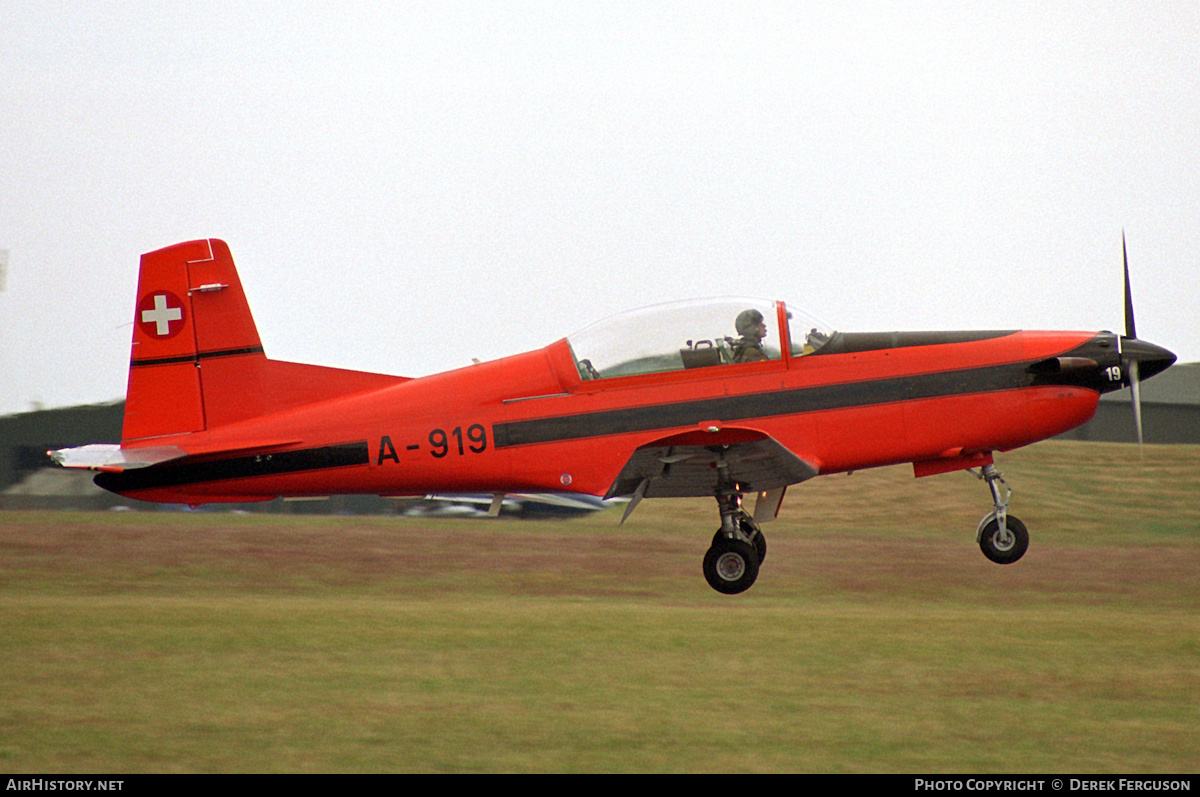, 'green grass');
1,441,1197,772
